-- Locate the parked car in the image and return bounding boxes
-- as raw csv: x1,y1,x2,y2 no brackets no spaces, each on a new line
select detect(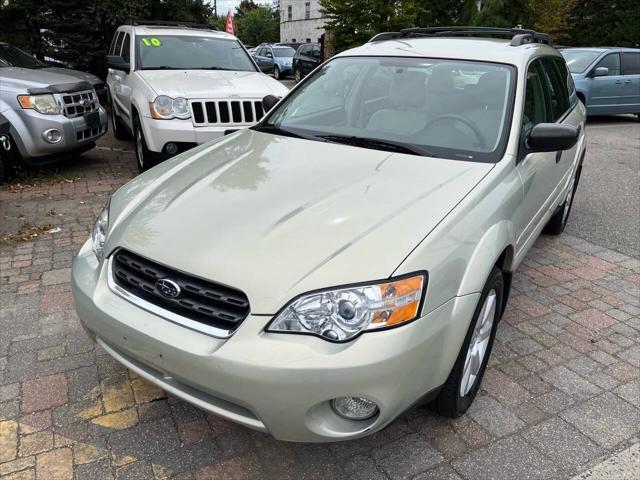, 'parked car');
73,27,585,442
253,44,296,80
0,42,108,106
561,47,640,118
0,67,107,167
292,42,321,83
105,21,288,171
